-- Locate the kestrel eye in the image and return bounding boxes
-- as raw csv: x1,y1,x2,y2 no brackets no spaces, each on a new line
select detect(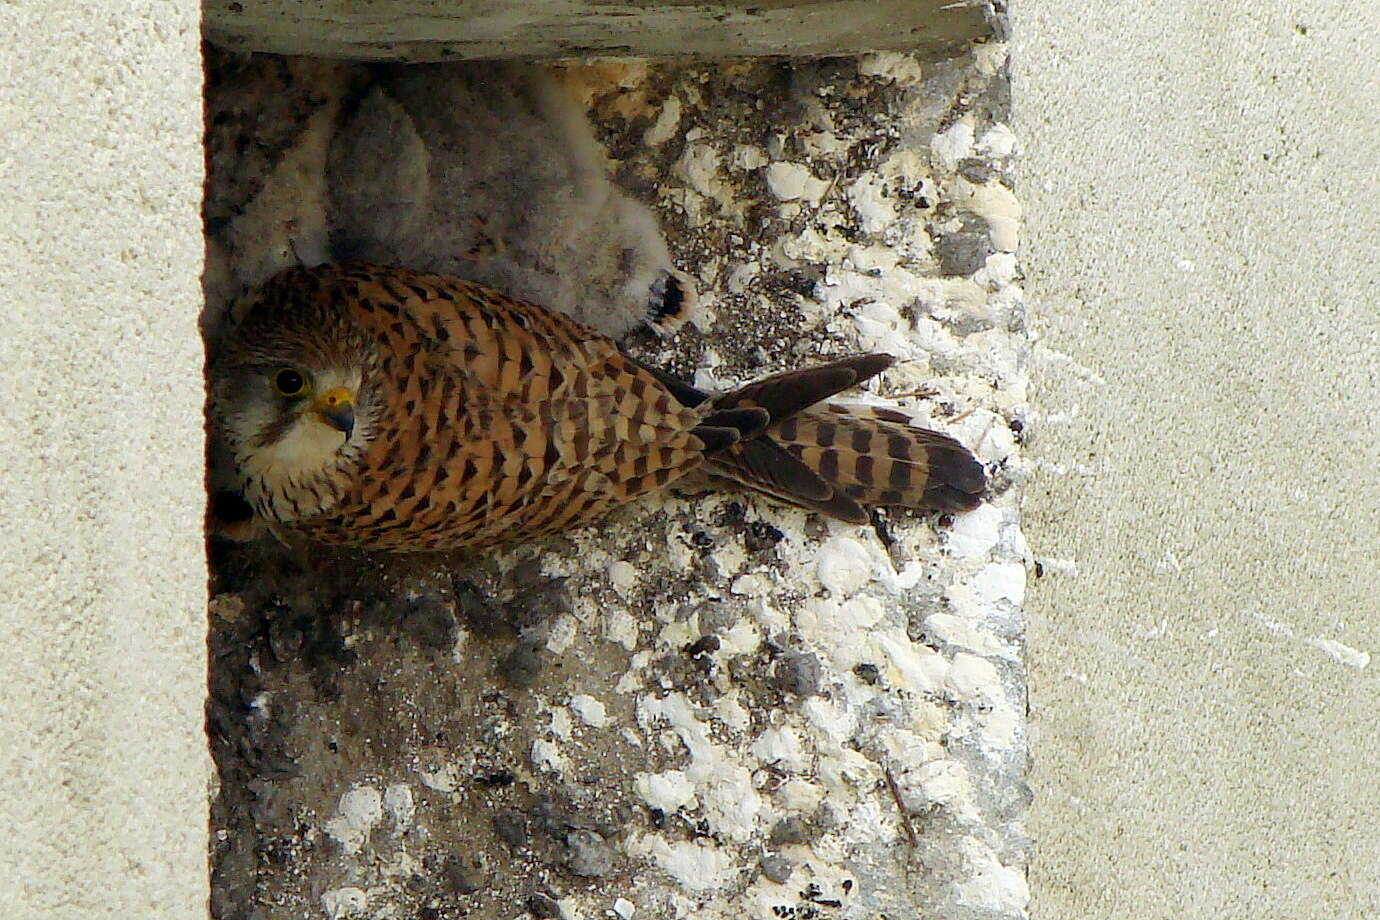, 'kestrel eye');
272,368,308,397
